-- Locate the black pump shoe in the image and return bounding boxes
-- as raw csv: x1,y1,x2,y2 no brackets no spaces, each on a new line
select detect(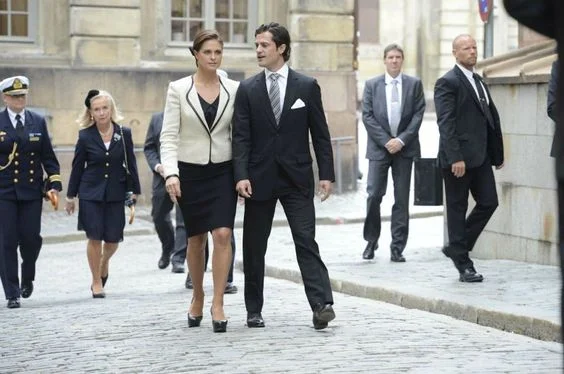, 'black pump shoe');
210,307,228,333
187,313,203,327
